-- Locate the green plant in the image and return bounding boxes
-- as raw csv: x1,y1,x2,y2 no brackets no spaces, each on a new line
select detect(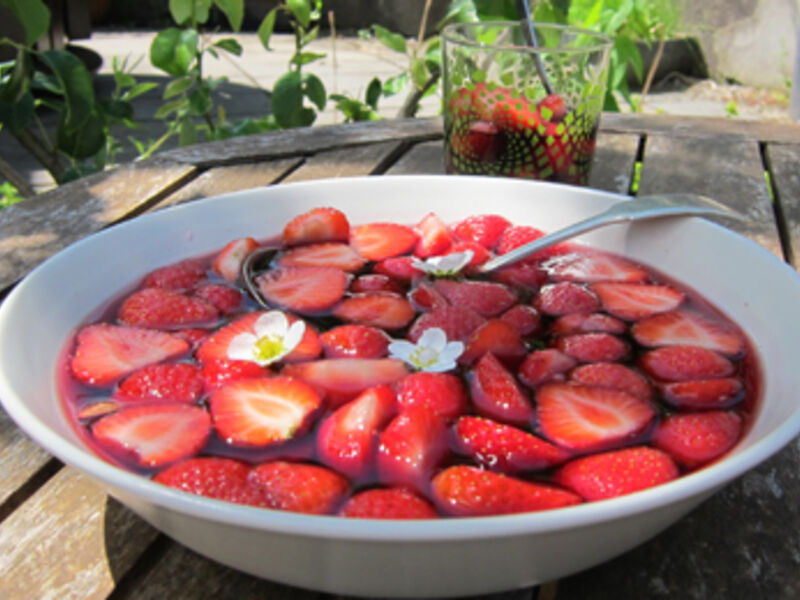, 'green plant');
0,180,23,208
